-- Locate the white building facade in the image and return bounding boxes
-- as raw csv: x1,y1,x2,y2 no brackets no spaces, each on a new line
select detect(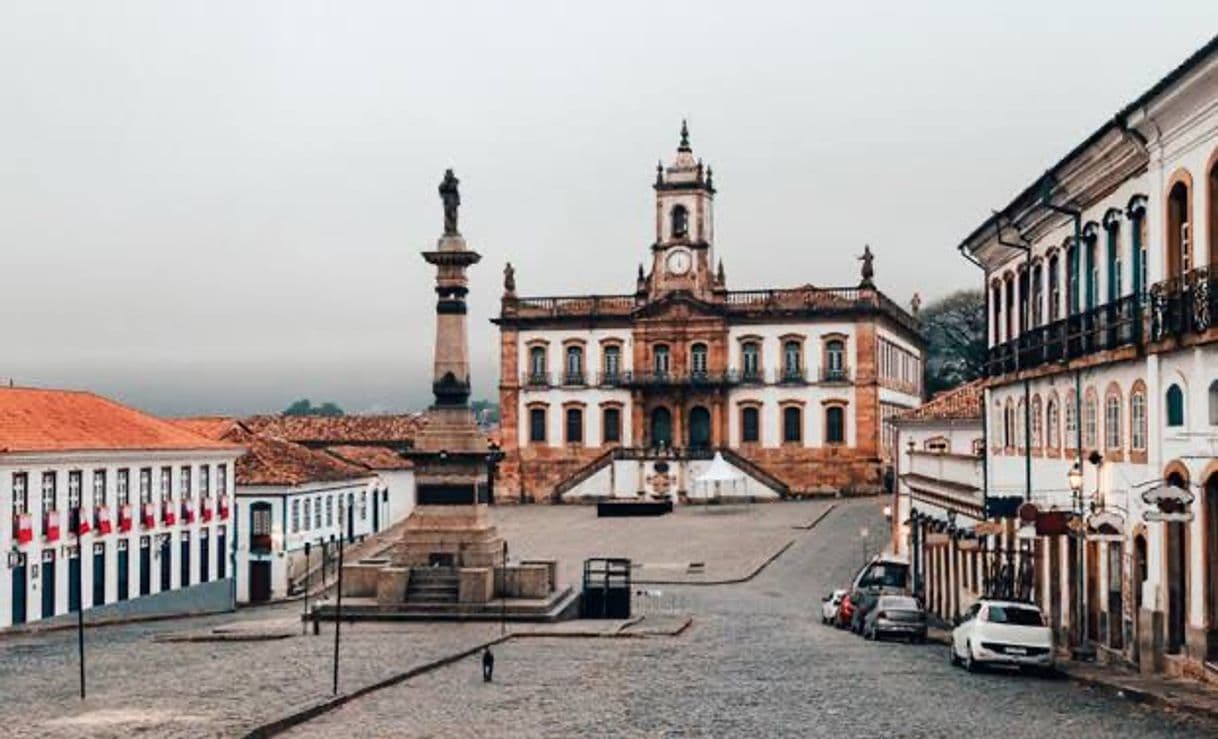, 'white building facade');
960,36,1218,678
1,389,242,630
